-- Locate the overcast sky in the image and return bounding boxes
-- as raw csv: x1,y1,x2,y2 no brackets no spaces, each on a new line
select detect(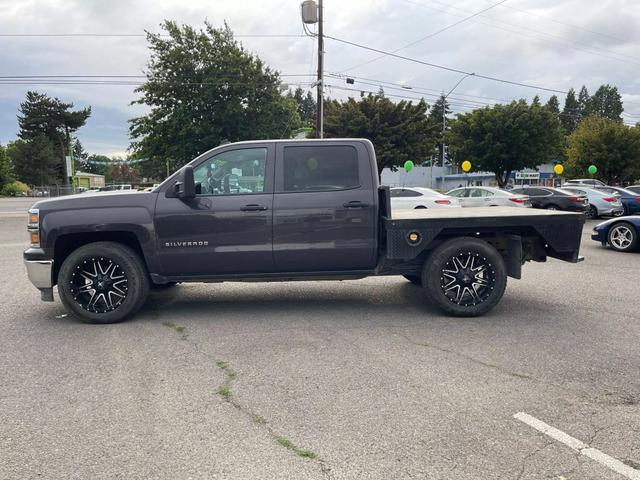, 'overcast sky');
1,0,639,157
